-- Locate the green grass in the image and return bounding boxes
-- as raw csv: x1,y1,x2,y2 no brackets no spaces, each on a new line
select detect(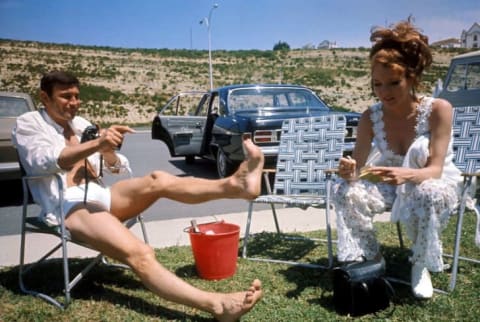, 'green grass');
1,212,479,321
